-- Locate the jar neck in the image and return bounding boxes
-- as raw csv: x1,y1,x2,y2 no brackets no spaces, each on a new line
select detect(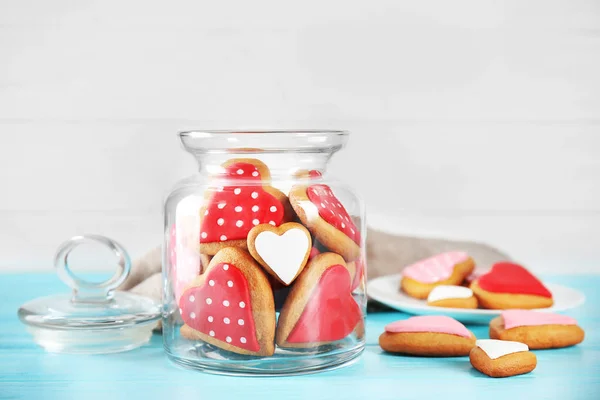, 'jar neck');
179,130,348,179
191,152,333,179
